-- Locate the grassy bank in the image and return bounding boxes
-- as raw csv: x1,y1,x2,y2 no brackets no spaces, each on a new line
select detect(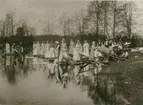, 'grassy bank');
103,52,143,101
